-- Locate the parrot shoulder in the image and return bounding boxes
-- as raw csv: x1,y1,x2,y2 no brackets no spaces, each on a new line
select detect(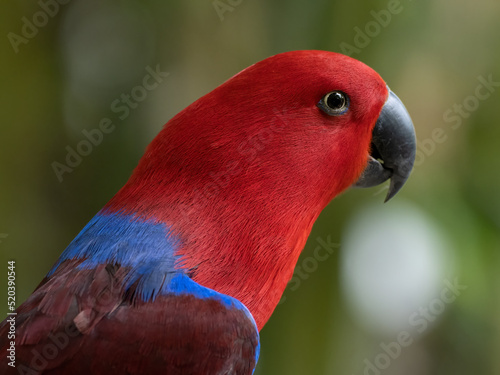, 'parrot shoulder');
0,259,260,374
